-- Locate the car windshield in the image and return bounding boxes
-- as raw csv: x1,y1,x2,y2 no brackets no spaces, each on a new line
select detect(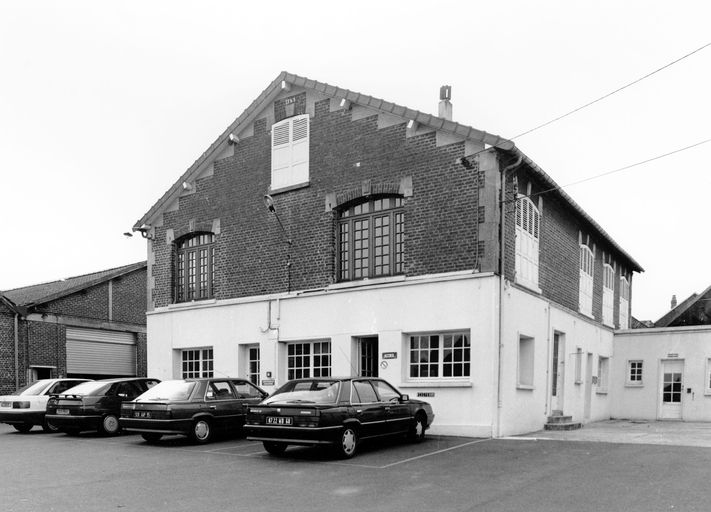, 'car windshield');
61,381,111,396
13,380,52,396
264,380,340,405
136,381,196,401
